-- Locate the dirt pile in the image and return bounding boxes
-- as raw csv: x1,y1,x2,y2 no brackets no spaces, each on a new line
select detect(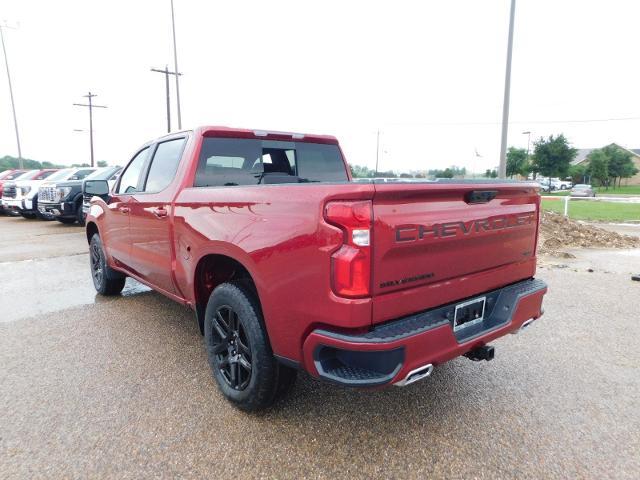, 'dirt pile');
539,211,640,256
